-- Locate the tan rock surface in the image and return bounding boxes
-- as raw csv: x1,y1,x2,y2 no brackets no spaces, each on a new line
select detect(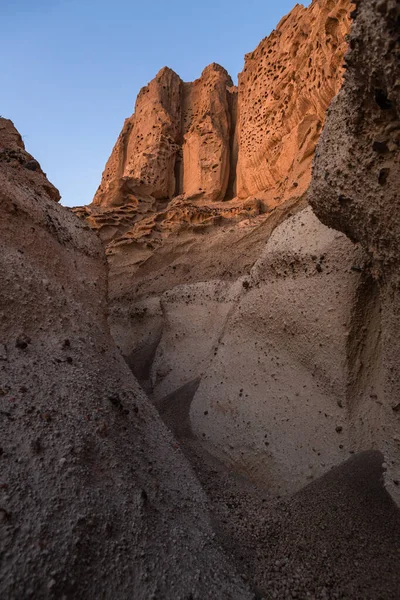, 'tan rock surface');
93,67,182,206
0,118,251,598
236,0,352,203
93,64,235,210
